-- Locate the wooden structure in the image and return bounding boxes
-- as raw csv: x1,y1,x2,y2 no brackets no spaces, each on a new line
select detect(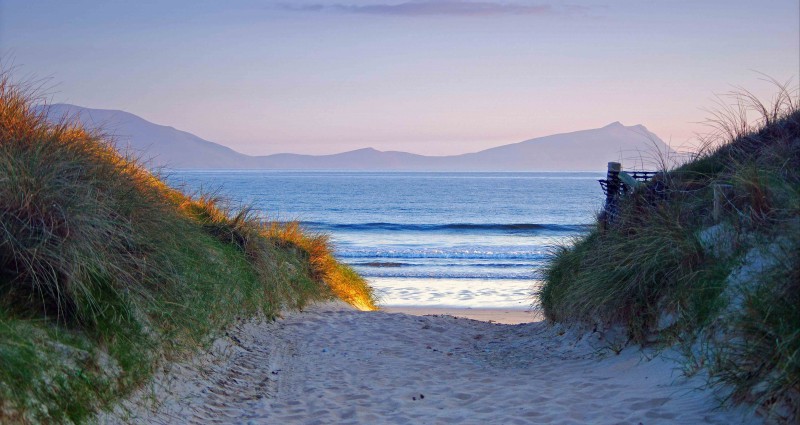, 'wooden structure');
598,162,658,225
712,184,733,222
